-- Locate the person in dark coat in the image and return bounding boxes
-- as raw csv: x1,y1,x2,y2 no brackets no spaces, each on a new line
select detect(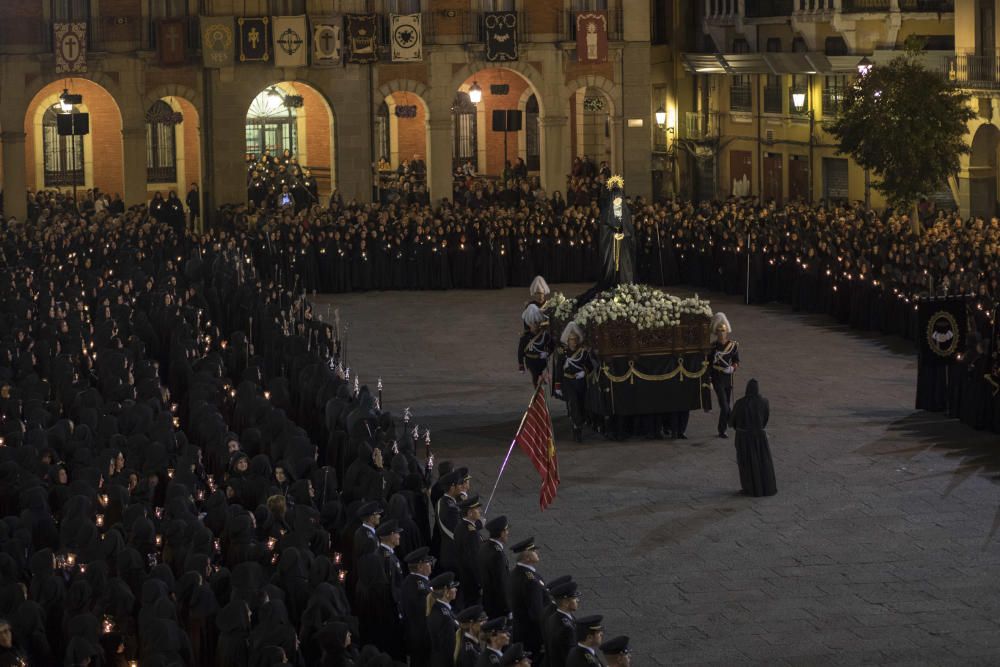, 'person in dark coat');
475,617,511,667
507,538,545,656
477,515,510,620
542,581,578,667
565,616,604,667
730,379,777,497
453,495,484,608
457,605,486,667
426,573,460,667
0,619,27,667
401,548,434,667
